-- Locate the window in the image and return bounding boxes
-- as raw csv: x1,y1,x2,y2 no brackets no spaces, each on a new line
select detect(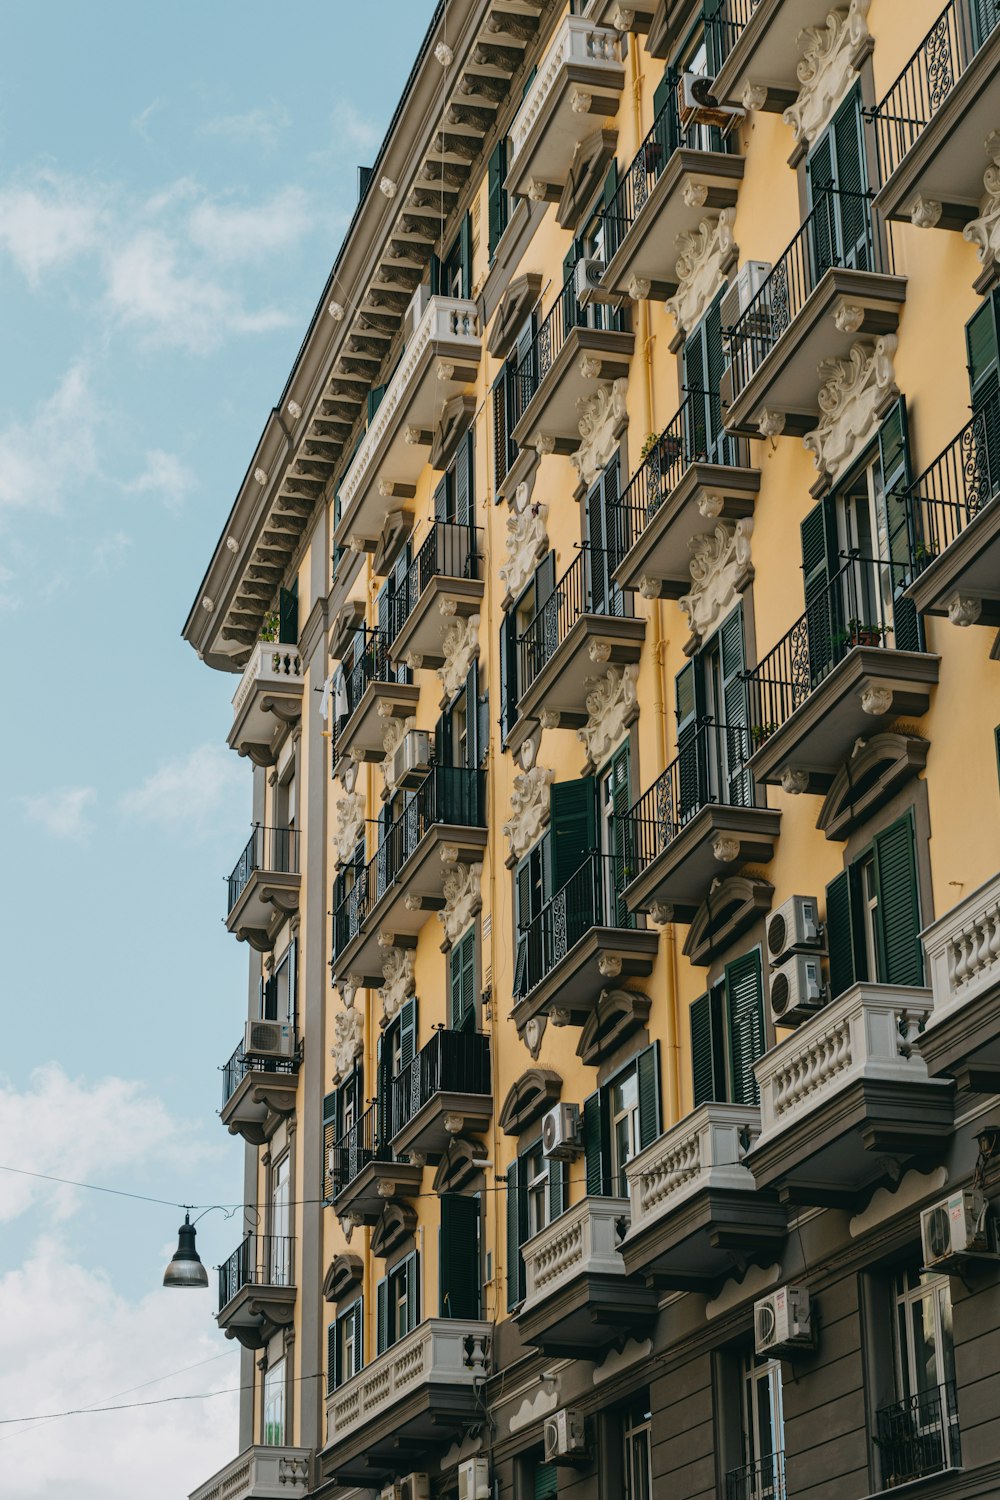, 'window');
278,581,298,645
725,1355,784,1500
493,312,536,491
376,544,412,664
565,166,627,329
683,291,733,468
506,1143,567,1308
598,741,633,926
262,940,296,1025
586,453,625,616
690,949,765,1109
513,831,552,995
964,288,1000,498
499,550,555,742
488,137,509,258
328,1298,363,1391
675,603,751,817
583,1045,660,1196
436,214,472,300
270,1155,291,1280
807,86,871,274
378,997,416,1141
263,1359,285,1445
825,810,923,998
623,1400,653,1500
438,658,487,772
875,1266,961,1484
376,1251,419,1354
440,1194,481,1319
449,927,477,1032
434,428,475,529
